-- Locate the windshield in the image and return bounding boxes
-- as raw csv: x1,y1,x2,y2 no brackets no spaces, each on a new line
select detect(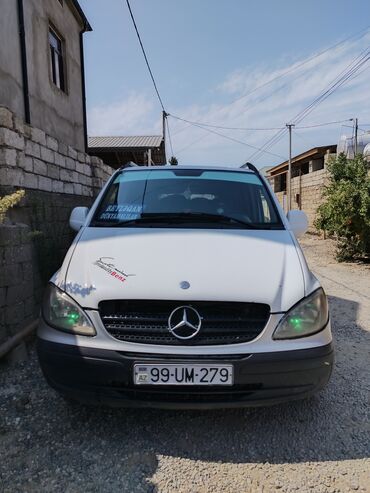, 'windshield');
91,169,283,229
